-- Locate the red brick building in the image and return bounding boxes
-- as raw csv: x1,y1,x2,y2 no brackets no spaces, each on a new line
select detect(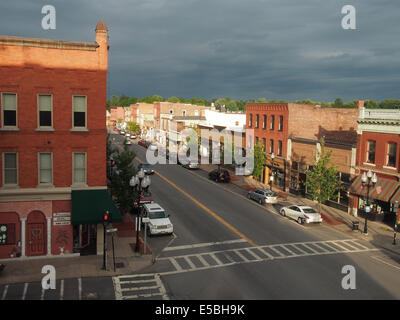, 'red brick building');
349,107,400,224
0,21,121,259
246,102,359,212
246,104,289,189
